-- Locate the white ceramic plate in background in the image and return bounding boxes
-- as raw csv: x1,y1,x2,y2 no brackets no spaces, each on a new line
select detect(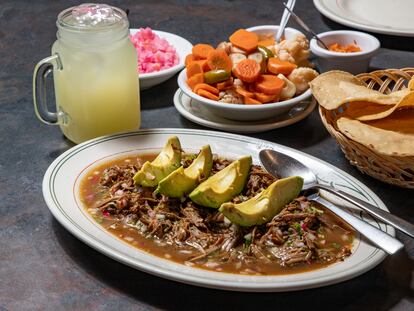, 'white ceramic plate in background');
43,128,393,292
314,0,414,37
130,29,193,90
173,89,316,133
